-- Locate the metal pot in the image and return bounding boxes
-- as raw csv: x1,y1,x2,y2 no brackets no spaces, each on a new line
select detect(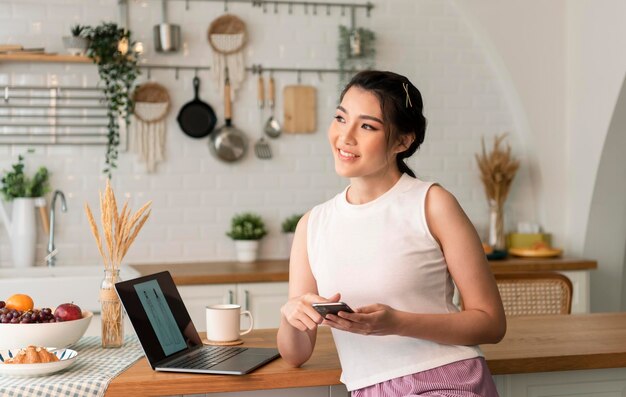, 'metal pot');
153,0,180,53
